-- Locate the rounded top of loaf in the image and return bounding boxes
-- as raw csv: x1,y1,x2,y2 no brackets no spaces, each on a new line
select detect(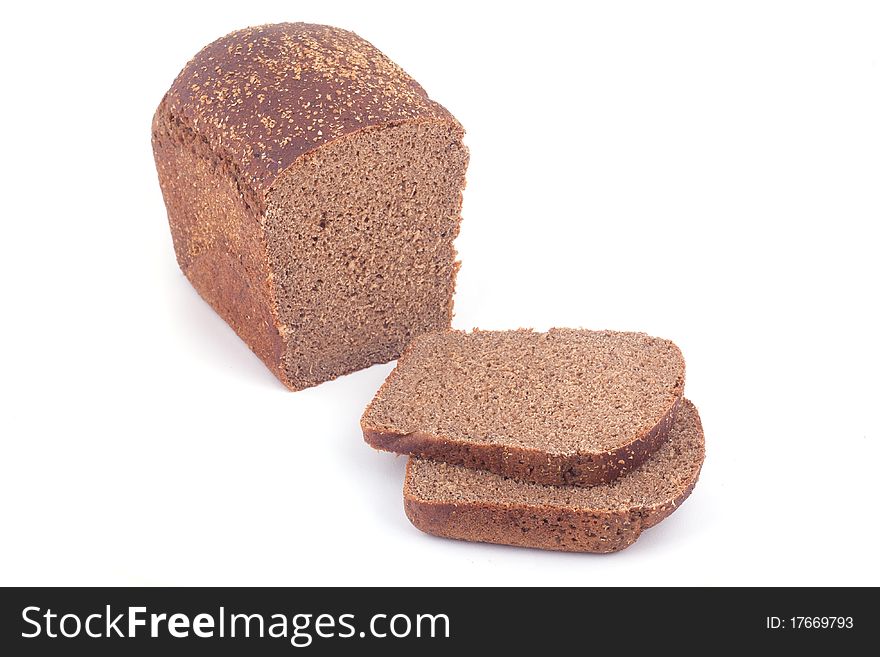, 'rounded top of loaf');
154,23,459,193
